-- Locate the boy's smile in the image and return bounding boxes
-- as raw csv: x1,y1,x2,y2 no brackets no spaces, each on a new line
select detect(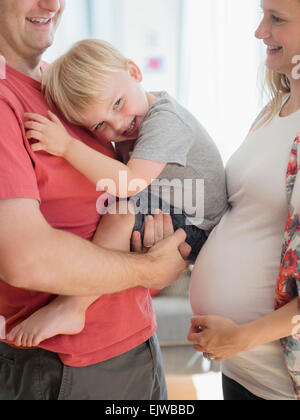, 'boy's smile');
82,62,151,143
122,116,139,138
